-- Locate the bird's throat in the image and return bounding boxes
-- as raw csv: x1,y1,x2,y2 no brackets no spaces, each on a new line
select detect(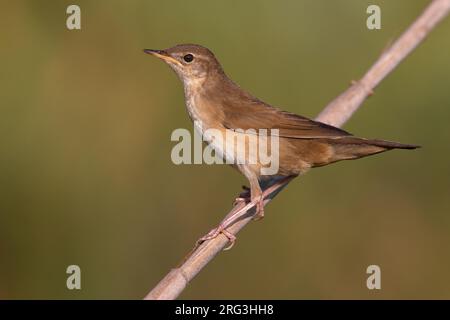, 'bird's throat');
182,74,224,130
